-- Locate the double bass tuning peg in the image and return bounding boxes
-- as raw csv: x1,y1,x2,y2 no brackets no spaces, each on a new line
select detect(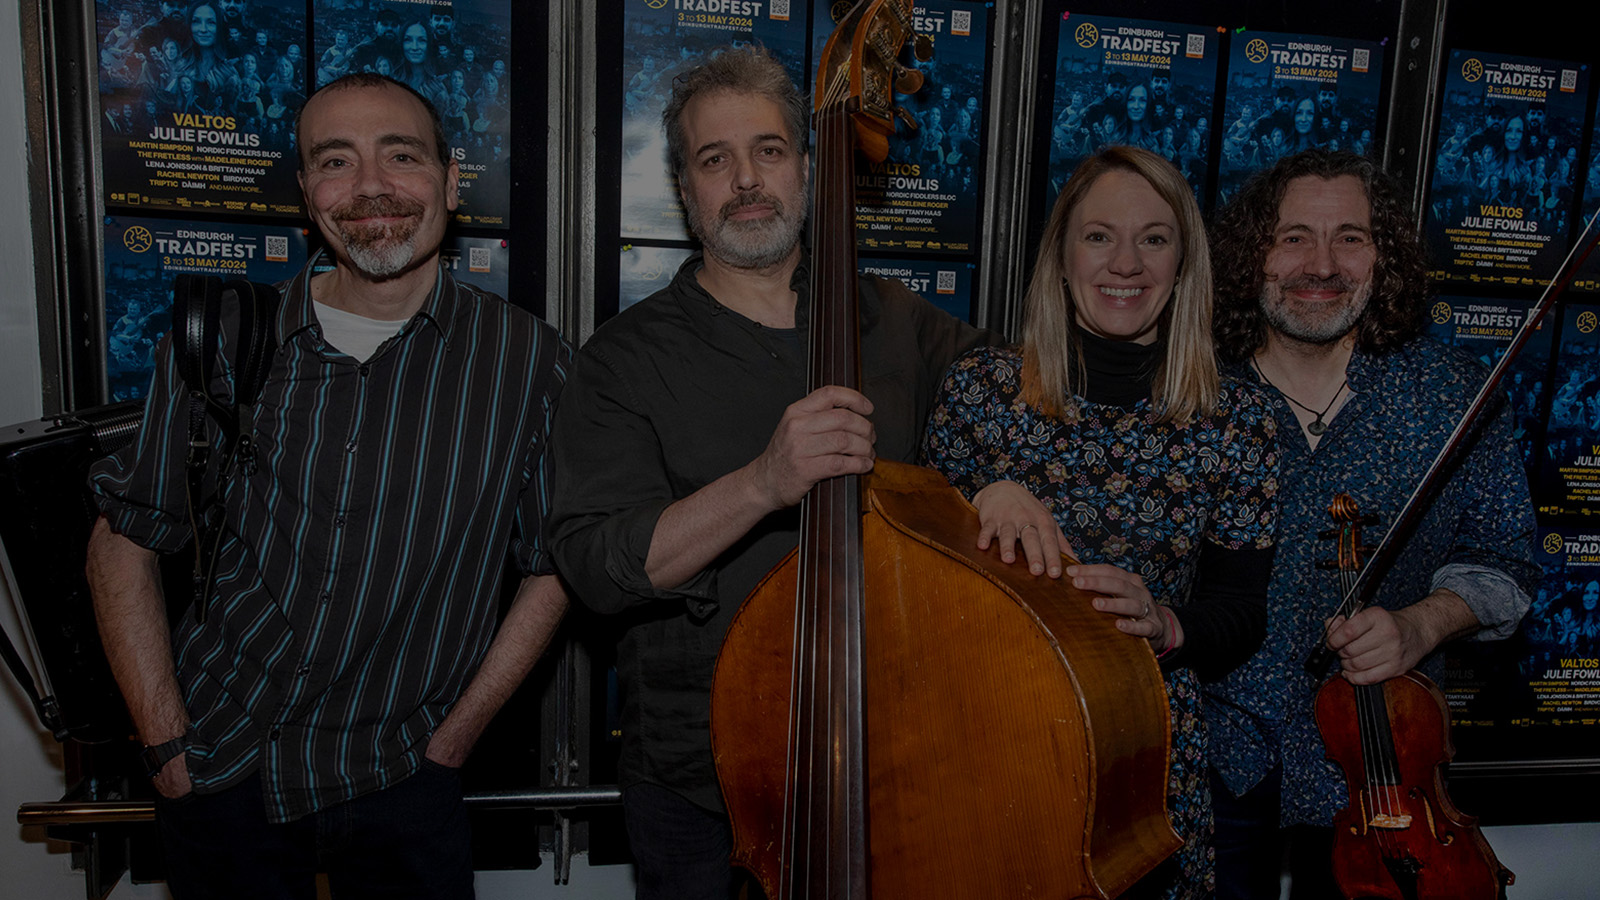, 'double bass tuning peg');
893,64,925,96
913,33,934,62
